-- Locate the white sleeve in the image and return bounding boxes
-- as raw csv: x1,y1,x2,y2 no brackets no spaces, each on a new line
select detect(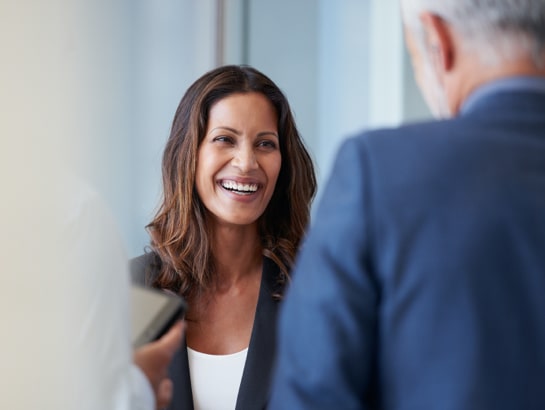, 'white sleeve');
130,364,156,410
1,173,158,410
60,177,155,410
